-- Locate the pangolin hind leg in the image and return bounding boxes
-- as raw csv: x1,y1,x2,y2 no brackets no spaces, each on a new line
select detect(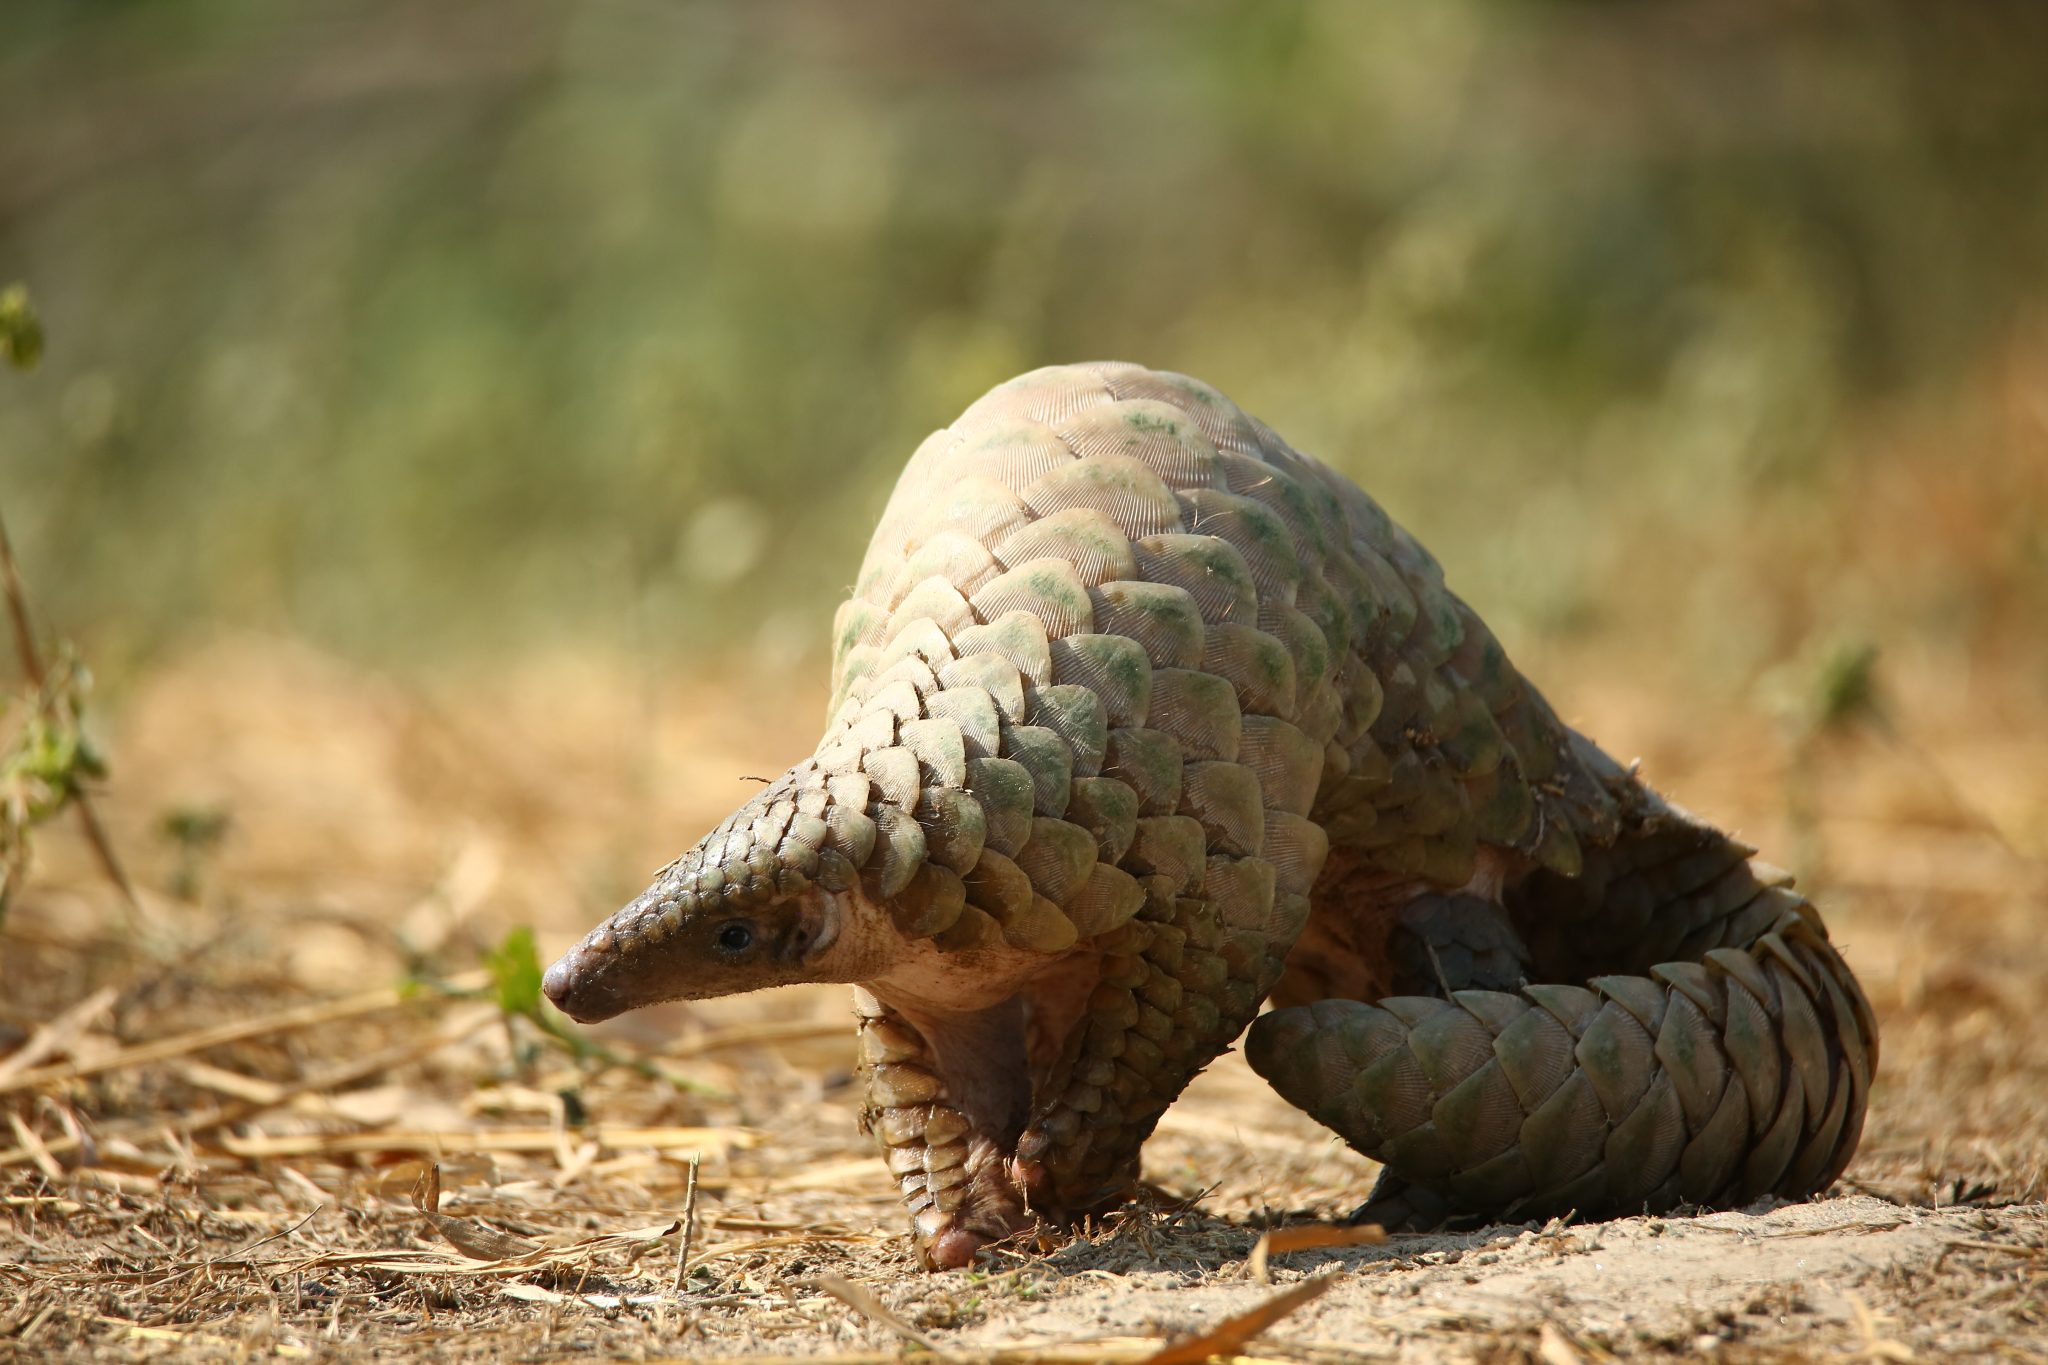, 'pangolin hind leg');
1247,802,1878,1226
1265,866,1546,1229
